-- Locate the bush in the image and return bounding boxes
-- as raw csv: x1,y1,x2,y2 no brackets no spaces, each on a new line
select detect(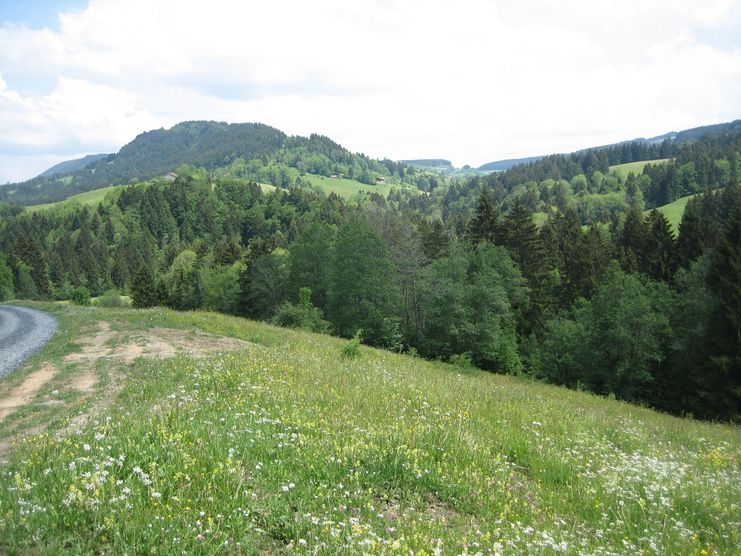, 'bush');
341,329,363,359
95,289,127,308
69,286,91,306
379,317,404,352
271,288,331,334
271,302,331,333
449,353,475,369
